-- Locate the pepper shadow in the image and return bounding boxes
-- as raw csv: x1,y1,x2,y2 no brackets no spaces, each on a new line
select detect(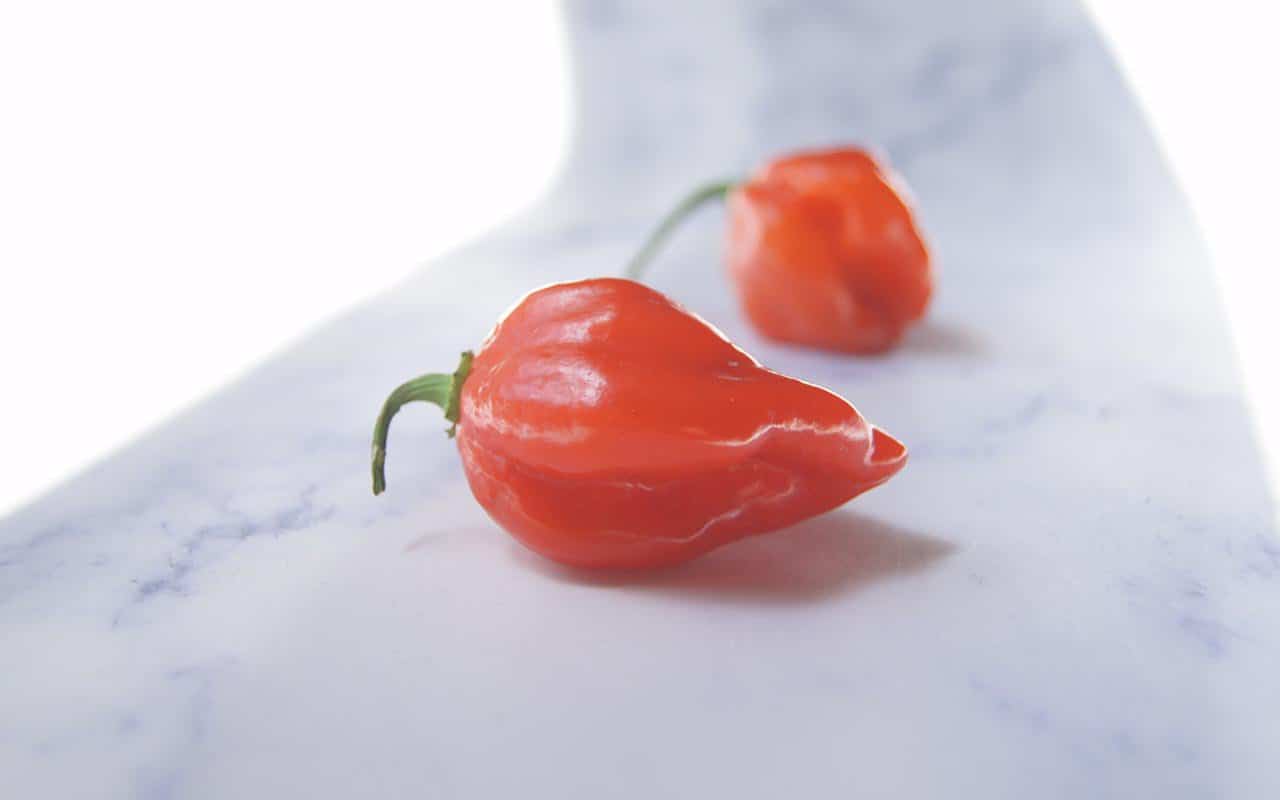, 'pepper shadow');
899,319,986,359
509,511,956,605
